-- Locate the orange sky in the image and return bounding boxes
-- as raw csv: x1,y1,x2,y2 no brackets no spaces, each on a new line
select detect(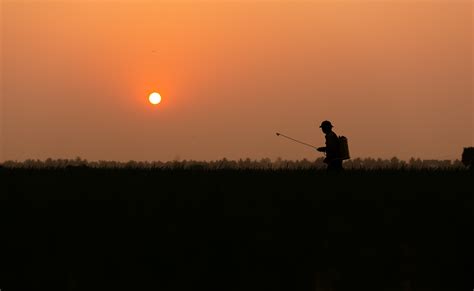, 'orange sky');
1,0,472,162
